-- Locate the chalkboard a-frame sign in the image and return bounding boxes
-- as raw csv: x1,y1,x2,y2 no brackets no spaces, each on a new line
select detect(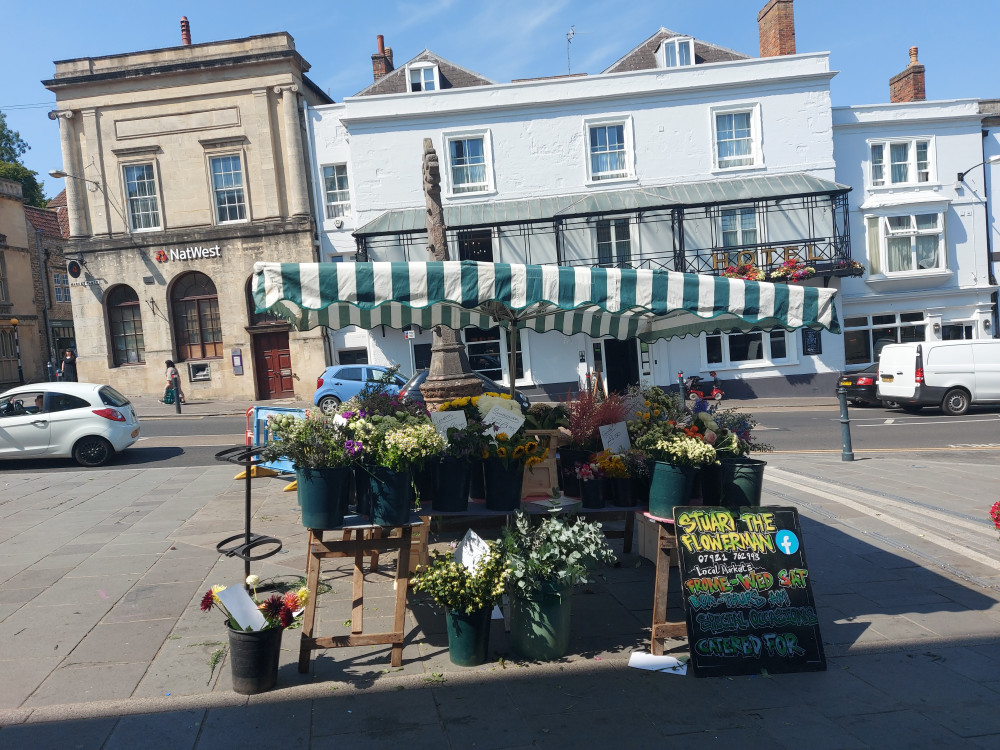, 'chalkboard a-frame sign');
802,328,823,356
672,506,826,677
